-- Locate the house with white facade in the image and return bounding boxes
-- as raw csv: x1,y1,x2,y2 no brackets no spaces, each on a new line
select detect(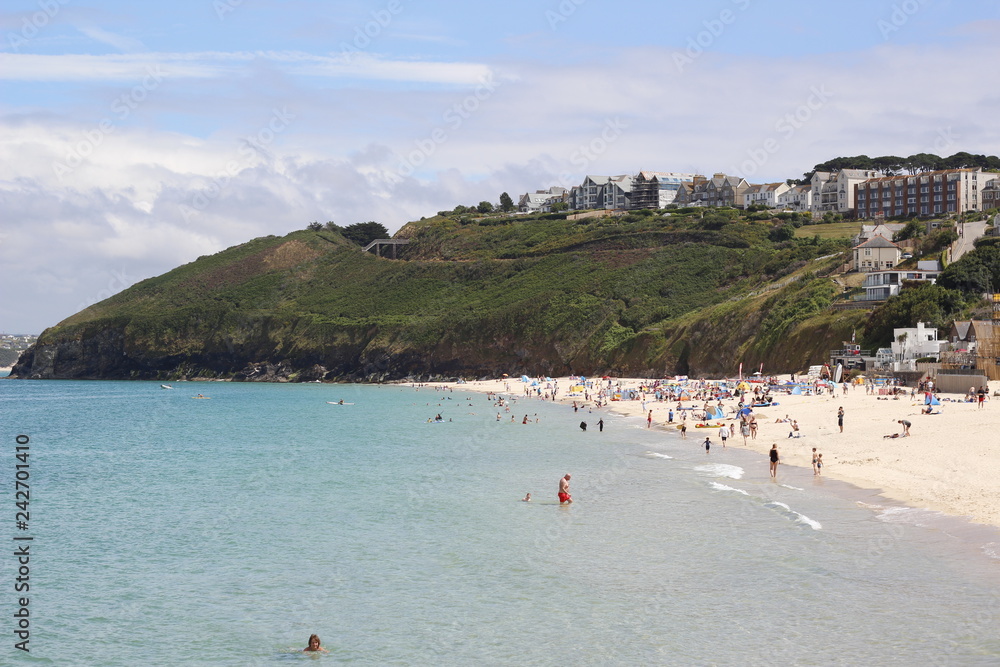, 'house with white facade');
853,222,906,246
518,187,568,213
859,260,942,301
743,182,790,209
853,234,902,272
777,184,813,211
812,169,883,217
889,322,946,370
